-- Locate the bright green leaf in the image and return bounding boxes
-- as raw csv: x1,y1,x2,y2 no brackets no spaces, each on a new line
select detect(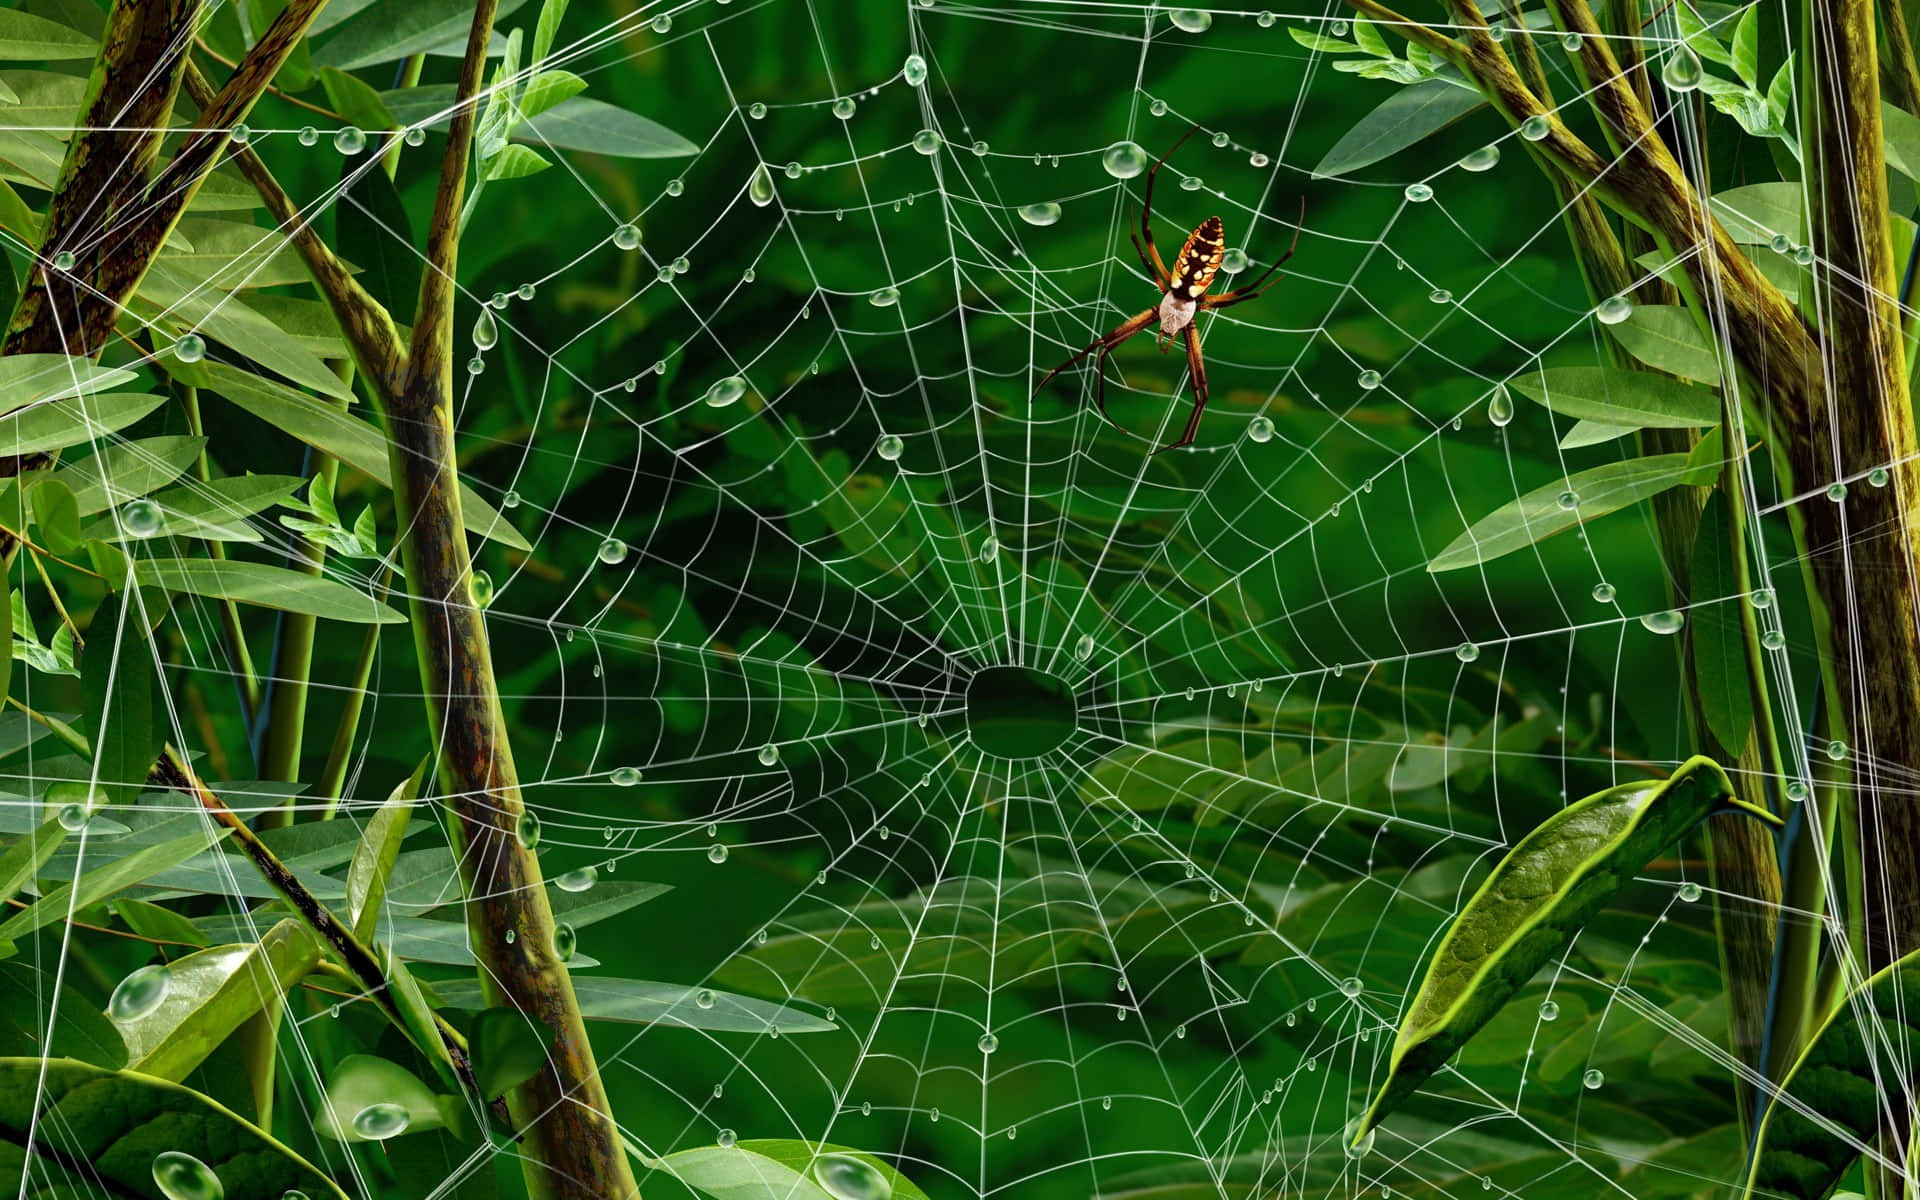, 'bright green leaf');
316,1053,446,1141
313,0,529,70
1511,366,1720,429
0,829,228,941
467,1006,554,1100
649,1140,932,1200
348,758,426,941
382,85,699,157
0,11,95,59
431,976,836,1033
131,557,406,624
